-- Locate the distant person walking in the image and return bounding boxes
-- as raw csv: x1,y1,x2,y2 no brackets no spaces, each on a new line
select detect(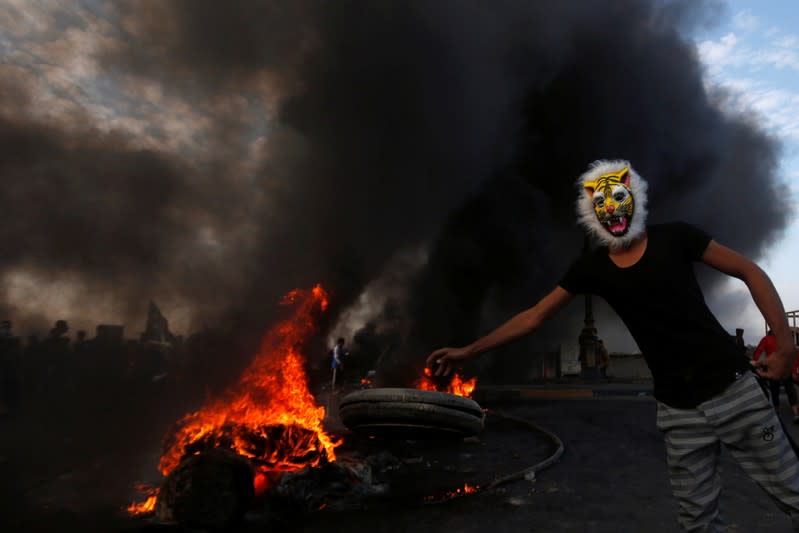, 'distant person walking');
598,339,610,379
330,337,347,391
736,327,746,349
42,320,70,393
0,320,21,414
